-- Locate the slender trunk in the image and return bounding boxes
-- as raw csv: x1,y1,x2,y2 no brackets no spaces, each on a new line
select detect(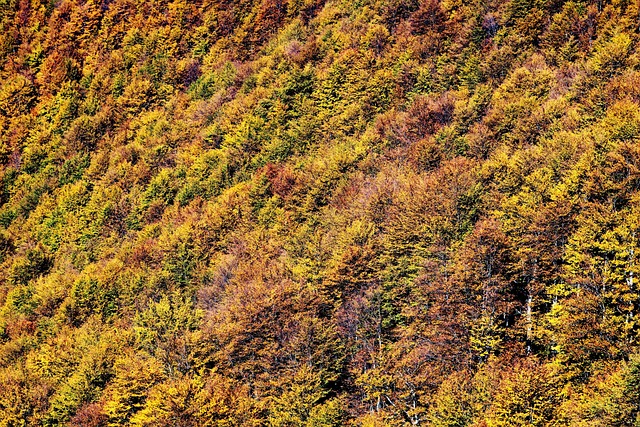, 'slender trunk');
526,292,532,354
